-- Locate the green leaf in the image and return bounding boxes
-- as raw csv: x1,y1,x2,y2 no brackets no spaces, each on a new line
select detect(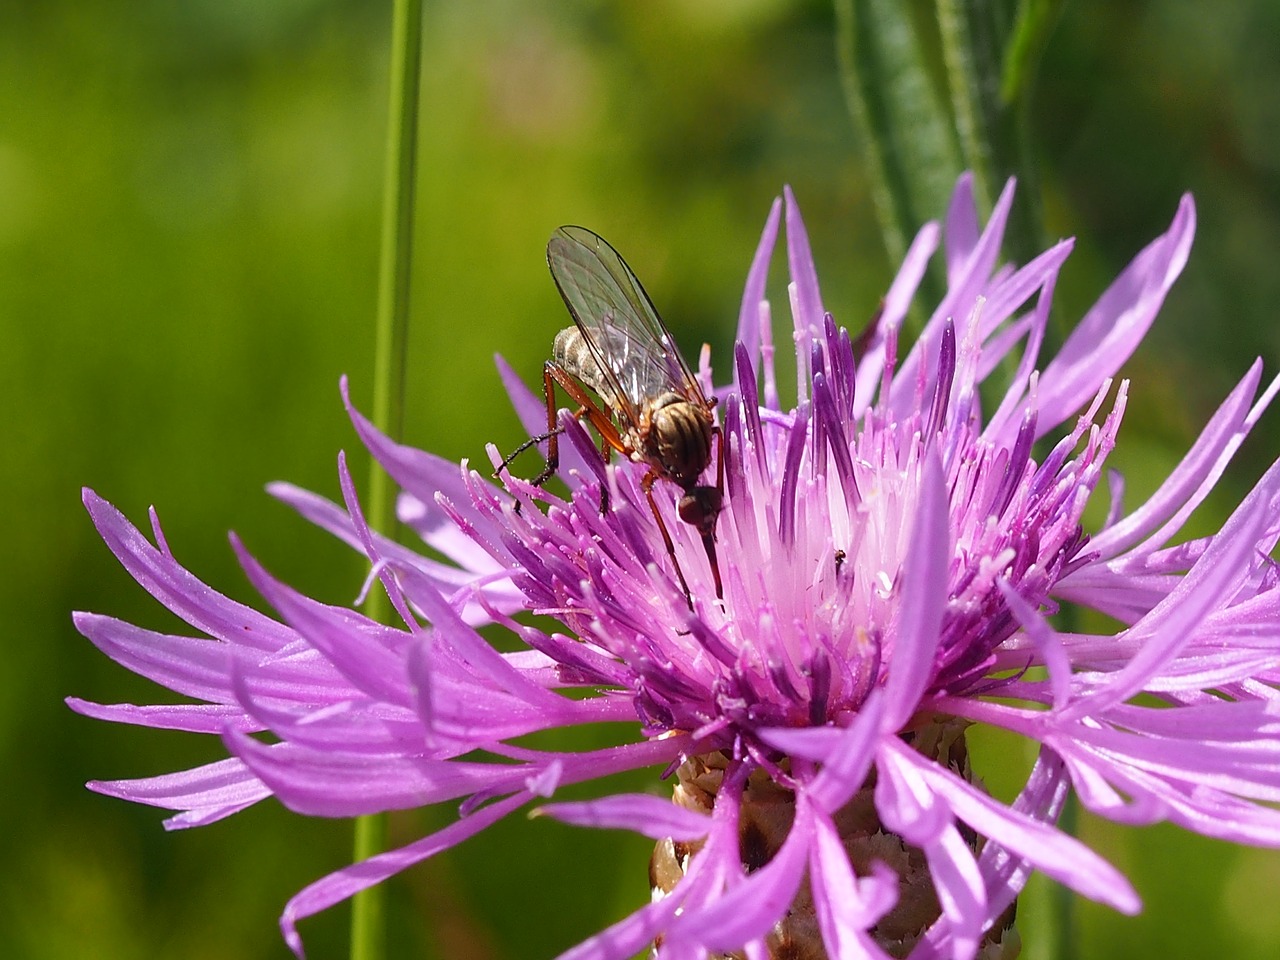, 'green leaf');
936,0,1011,214
1003,0,1069,106
938,0,1067,261
835,0,963,272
